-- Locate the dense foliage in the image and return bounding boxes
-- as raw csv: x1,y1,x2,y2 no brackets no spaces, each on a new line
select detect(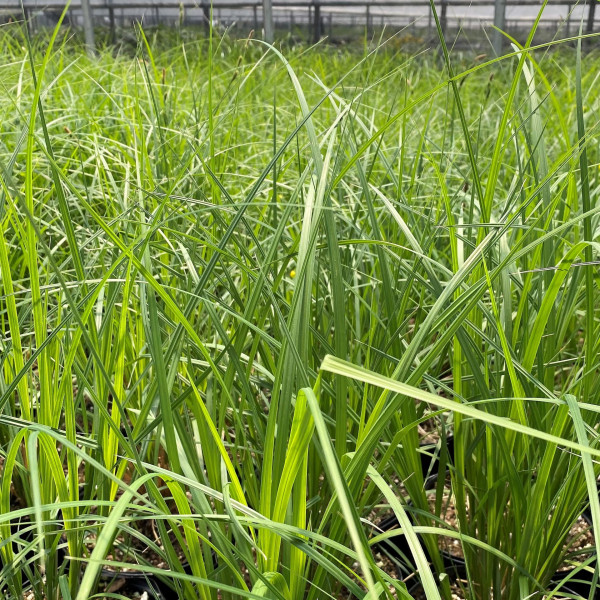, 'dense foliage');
1,17,600,600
